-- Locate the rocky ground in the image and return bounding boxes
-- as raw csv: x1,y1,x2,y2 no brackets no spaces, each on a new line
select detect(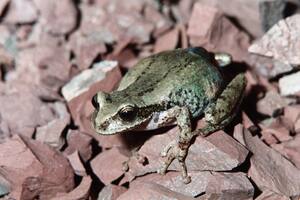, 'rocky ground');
0,0,300,199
